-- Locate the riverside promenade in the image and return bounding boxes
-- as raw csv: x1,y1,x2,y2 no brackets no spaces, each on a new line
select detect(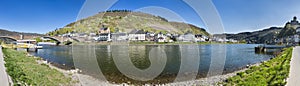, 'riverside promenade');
0,46,11,86
287,46,300,86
